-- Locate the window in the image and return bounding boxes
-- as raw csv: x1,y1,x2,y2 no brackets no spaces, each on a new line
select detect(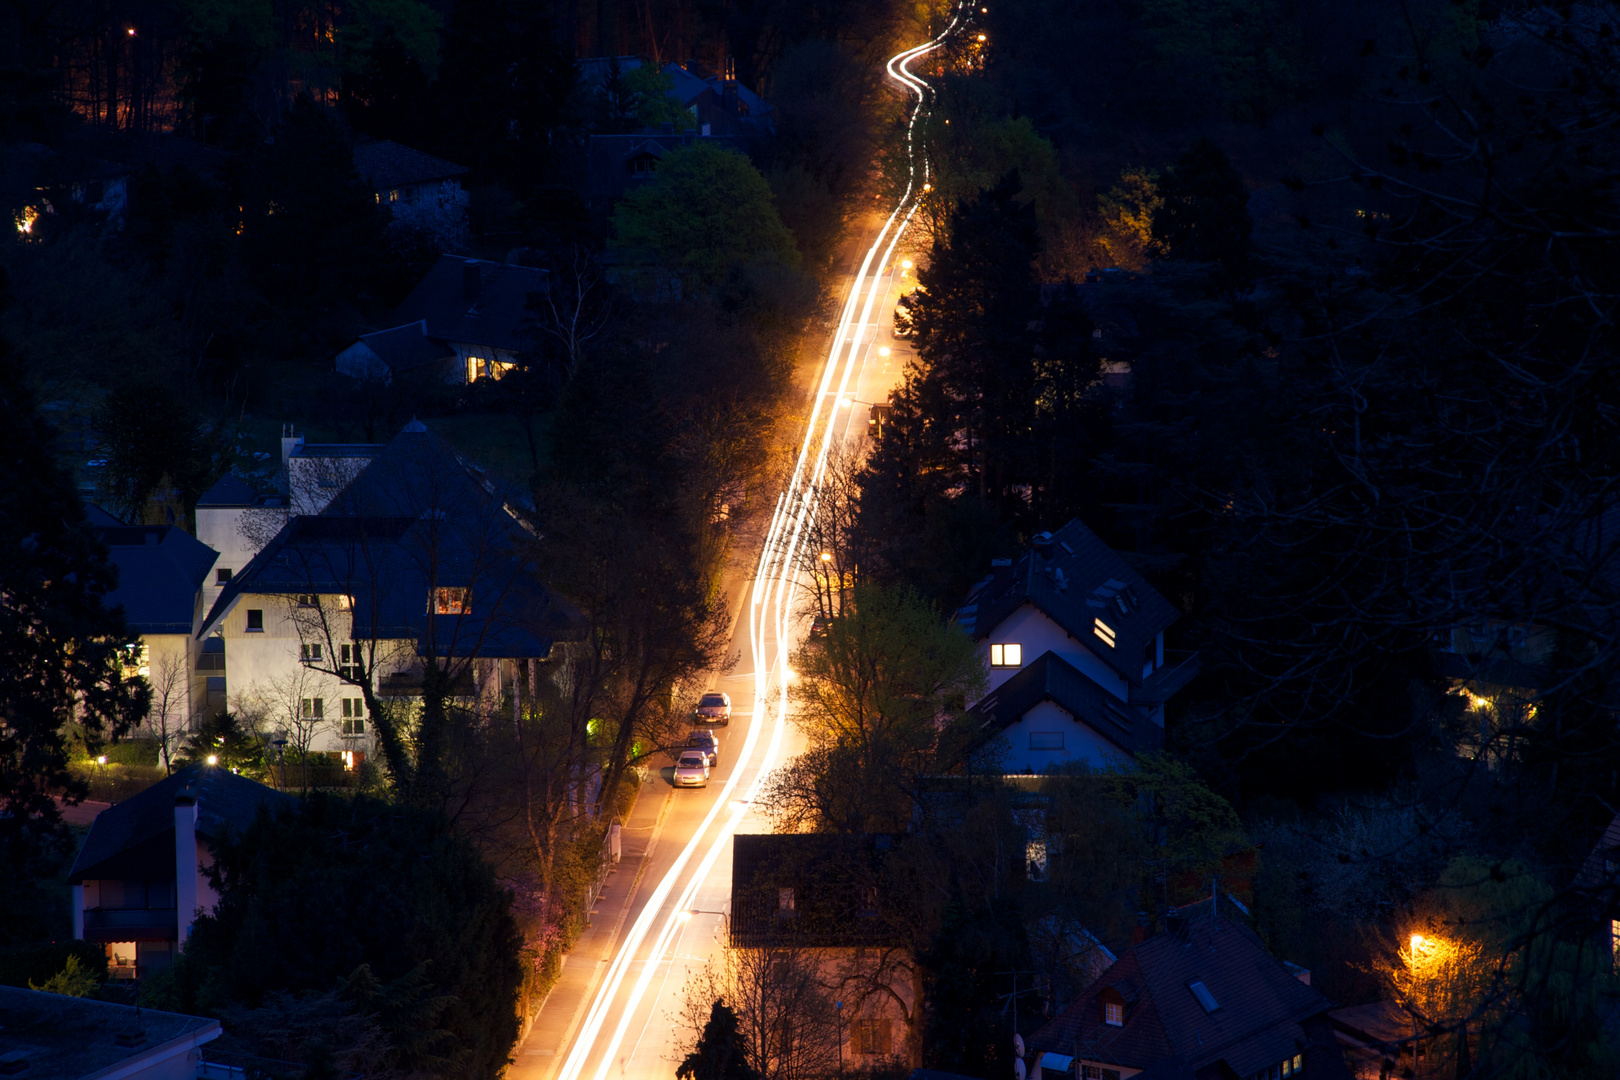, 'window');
296,594,317,607
778,887,795,911
852,1018,892,1055
1094,618,1116,648
246,609,264,631
1143,640,1156,671
1030,731,1064,750
301,698,324,719
342,698,366,735
301,642,323,663
1187,980,1219,1013
340,643,360,681
989,642,1023,667
1103,1001,1123,1026
632,156,658,174
216,568,232,584
434,587,471,615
